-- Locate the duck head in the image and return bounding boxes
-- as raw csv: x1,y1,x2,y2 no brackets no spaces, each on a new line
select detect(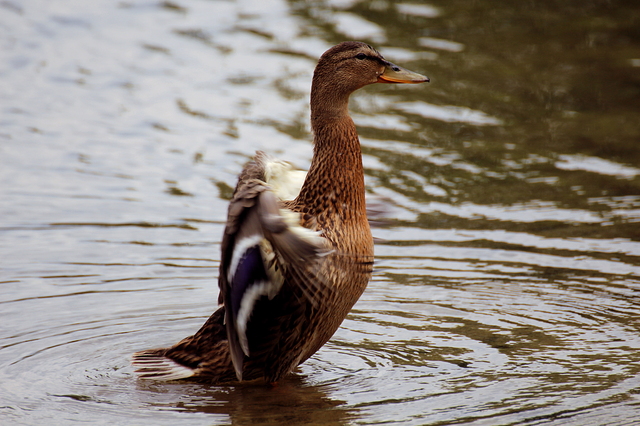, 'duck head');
312,41,429,94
